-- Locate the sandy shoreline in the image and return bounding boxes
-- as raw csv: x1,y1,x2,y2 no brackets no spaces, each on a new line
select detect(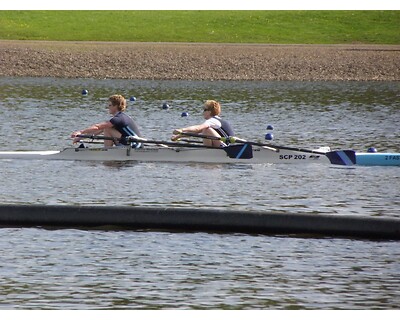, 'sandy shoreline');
0,40,399,81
